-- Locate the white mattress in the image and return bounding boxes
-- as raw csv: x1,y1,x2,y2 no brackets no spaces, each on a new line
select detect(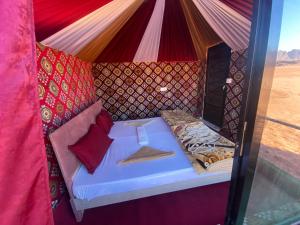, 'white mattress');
72,117,232,200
